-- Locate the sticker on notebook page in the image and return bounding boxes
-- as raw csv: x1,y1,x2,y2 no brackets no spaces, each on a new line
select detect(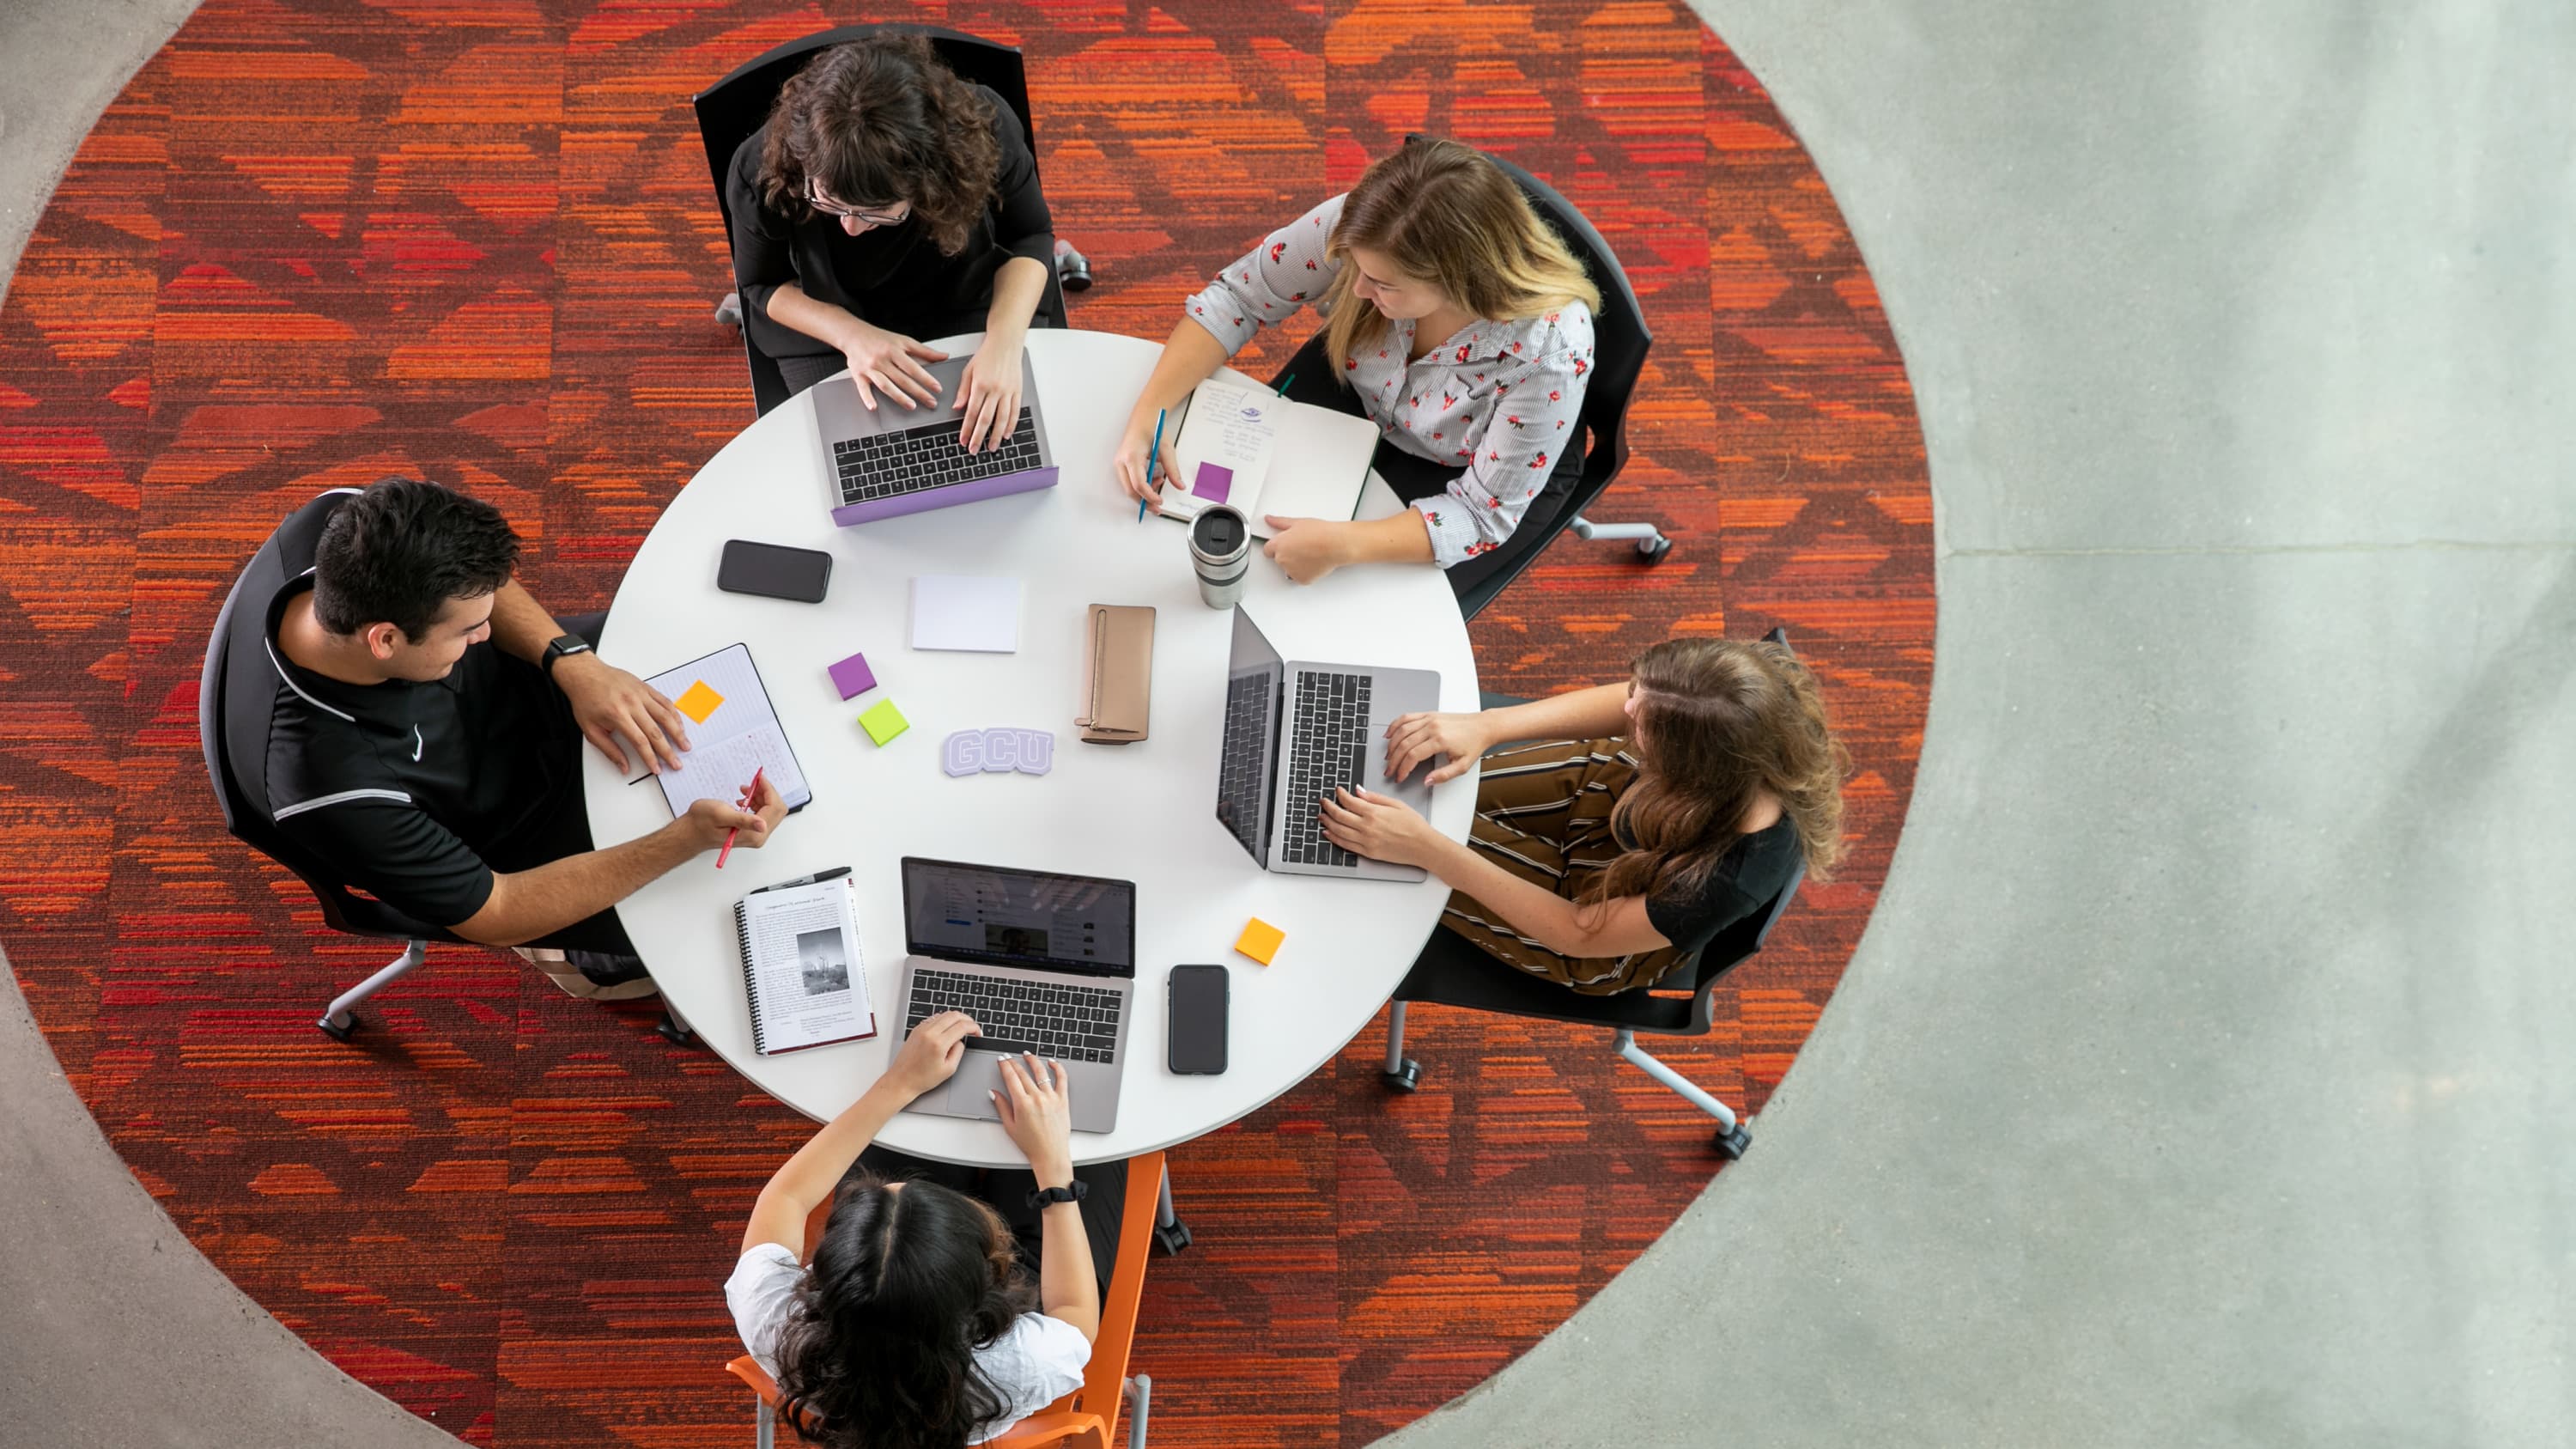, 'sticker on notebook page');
1191,462,1233,503
673,680,725,723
